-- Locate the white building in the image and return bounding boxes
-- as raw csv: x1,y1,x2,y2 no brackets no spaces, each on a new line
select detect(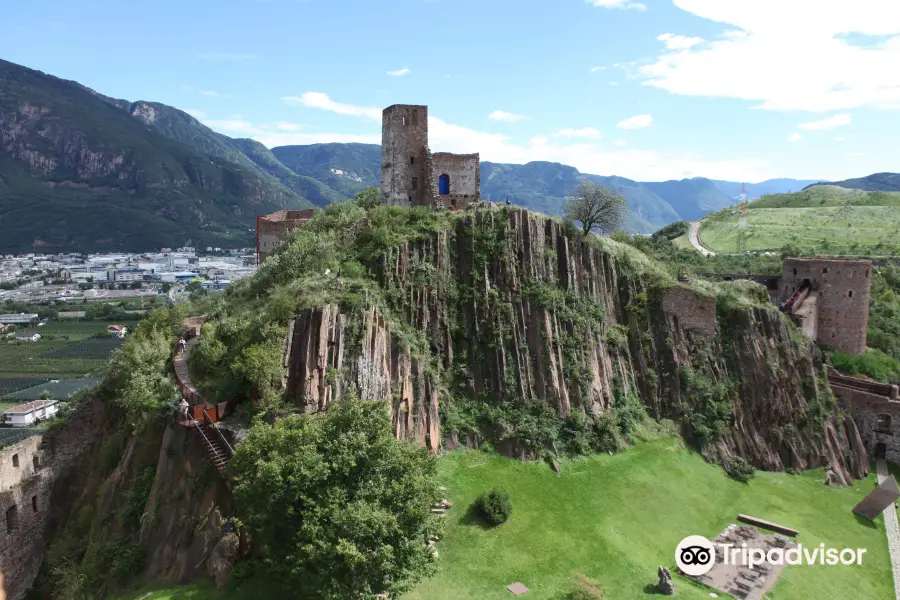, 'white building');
3,400,58,427
14,333,41,342
0,313,39,325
